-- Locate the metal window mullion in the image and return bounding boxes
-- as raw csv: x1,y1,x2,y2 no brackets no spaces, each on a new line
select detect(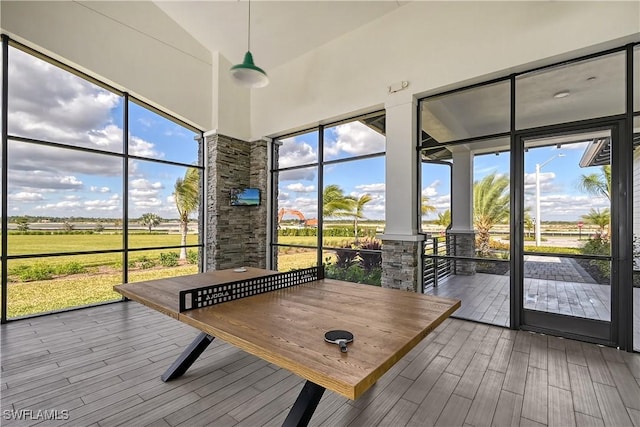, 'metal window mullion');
123,94,129,285
509,74,521,330
198,132,205,273
618,44,635,351
1,35,9,323
317,127,324,268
